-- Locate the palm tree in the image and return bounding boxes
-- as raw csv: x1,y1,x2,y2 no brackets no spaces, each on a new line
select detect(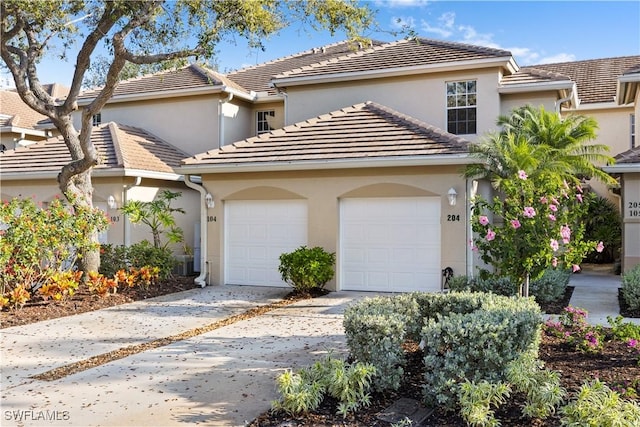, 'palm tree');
495,105,616,185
